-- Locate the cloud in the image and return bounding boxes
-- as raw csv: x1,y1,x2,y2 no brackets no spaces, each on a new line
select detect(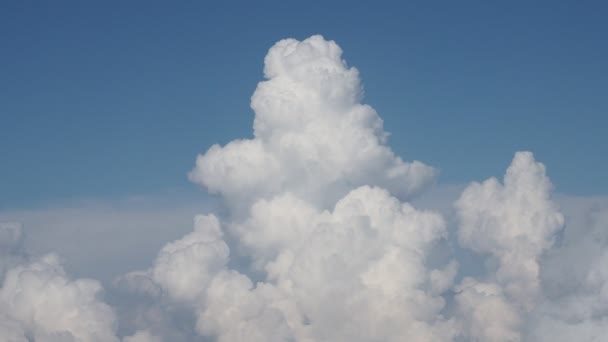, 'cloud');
151,214,229,304
0,195,215,341
0,254,119,341
130,186,457,341
455,277,522,342
189,35,436,211
121,36,455,341
453,152,565,341
0,222,119,341
3,35,608,341
455,152,564,307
